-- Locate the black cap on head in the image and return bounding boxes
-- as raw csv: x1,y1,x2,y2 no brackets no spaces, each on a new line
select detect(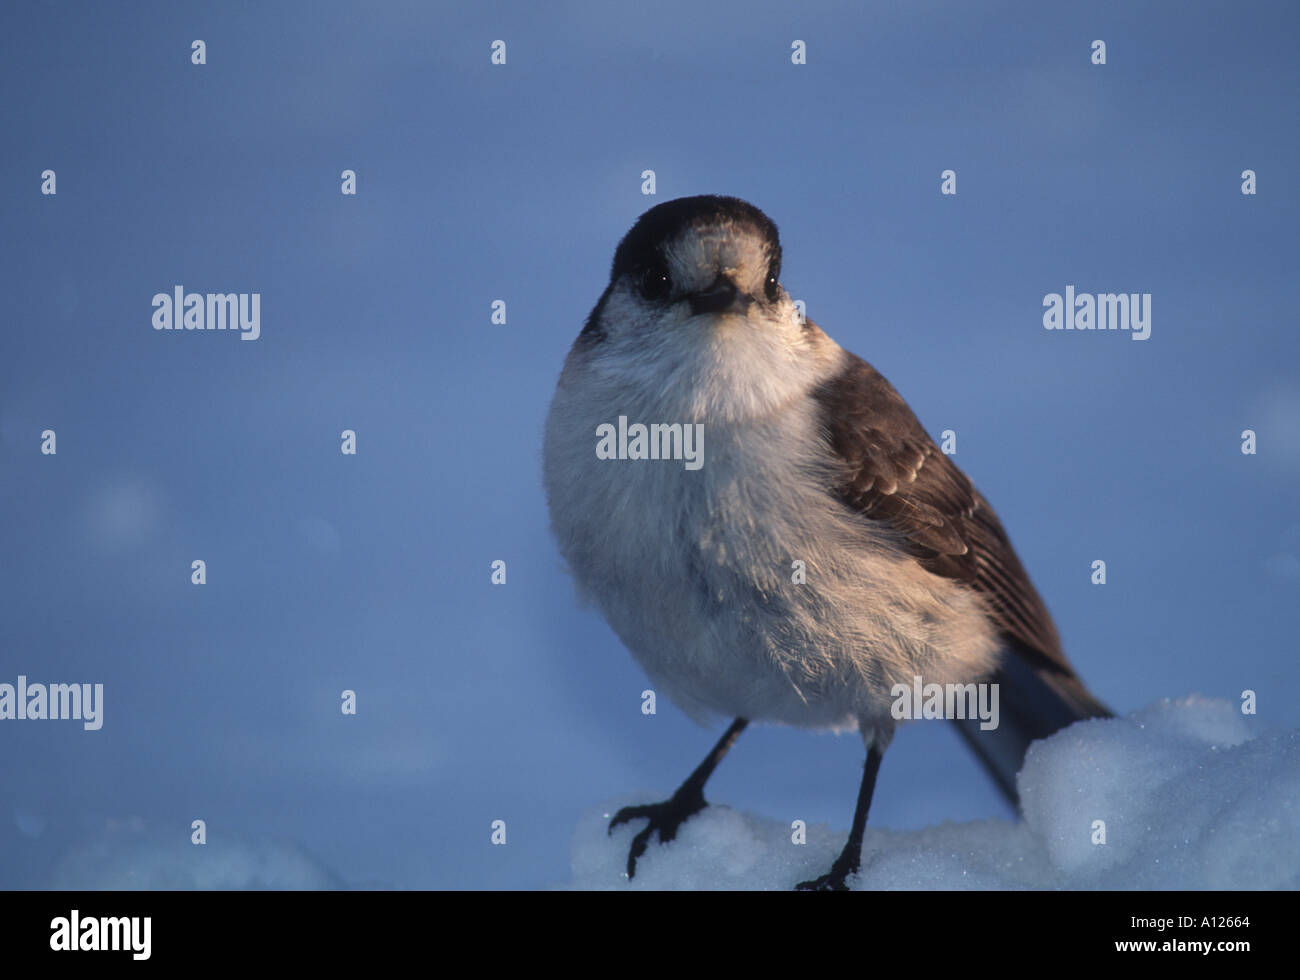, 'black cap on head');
609,195,782,284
